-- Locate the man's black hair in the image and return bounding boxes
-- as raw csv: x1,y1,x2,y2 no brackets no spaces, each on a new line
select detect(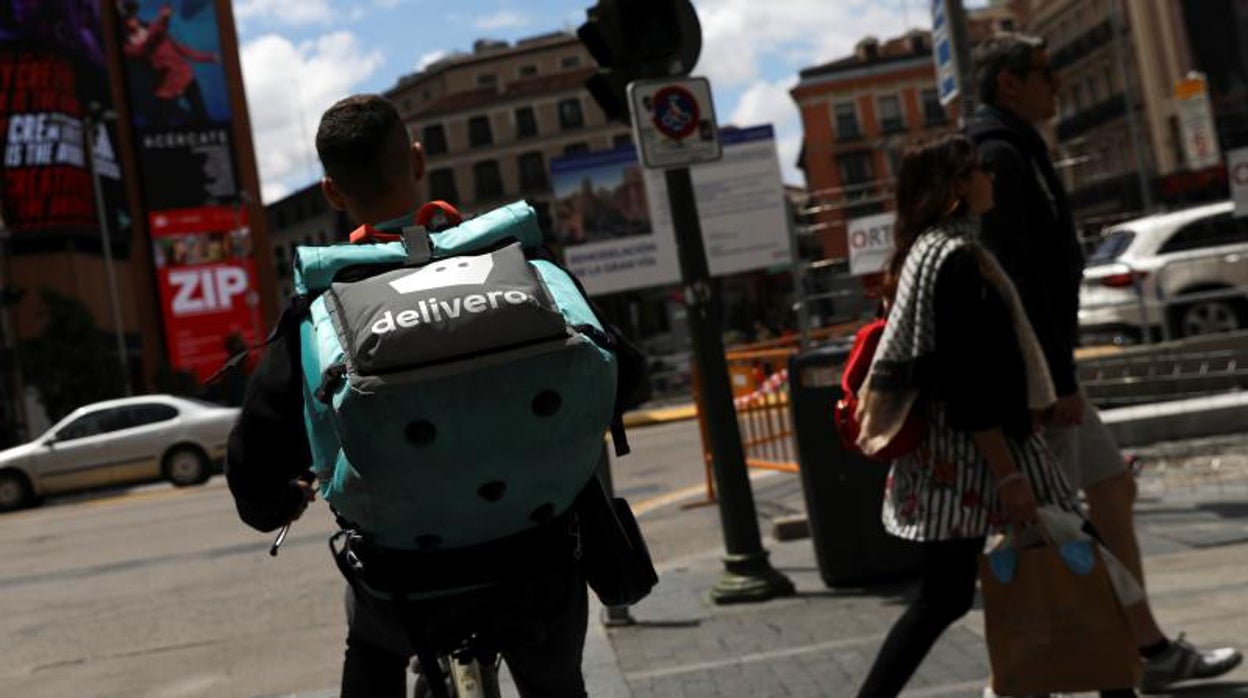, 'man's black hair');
315,94,410,204
972,32,1047,107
